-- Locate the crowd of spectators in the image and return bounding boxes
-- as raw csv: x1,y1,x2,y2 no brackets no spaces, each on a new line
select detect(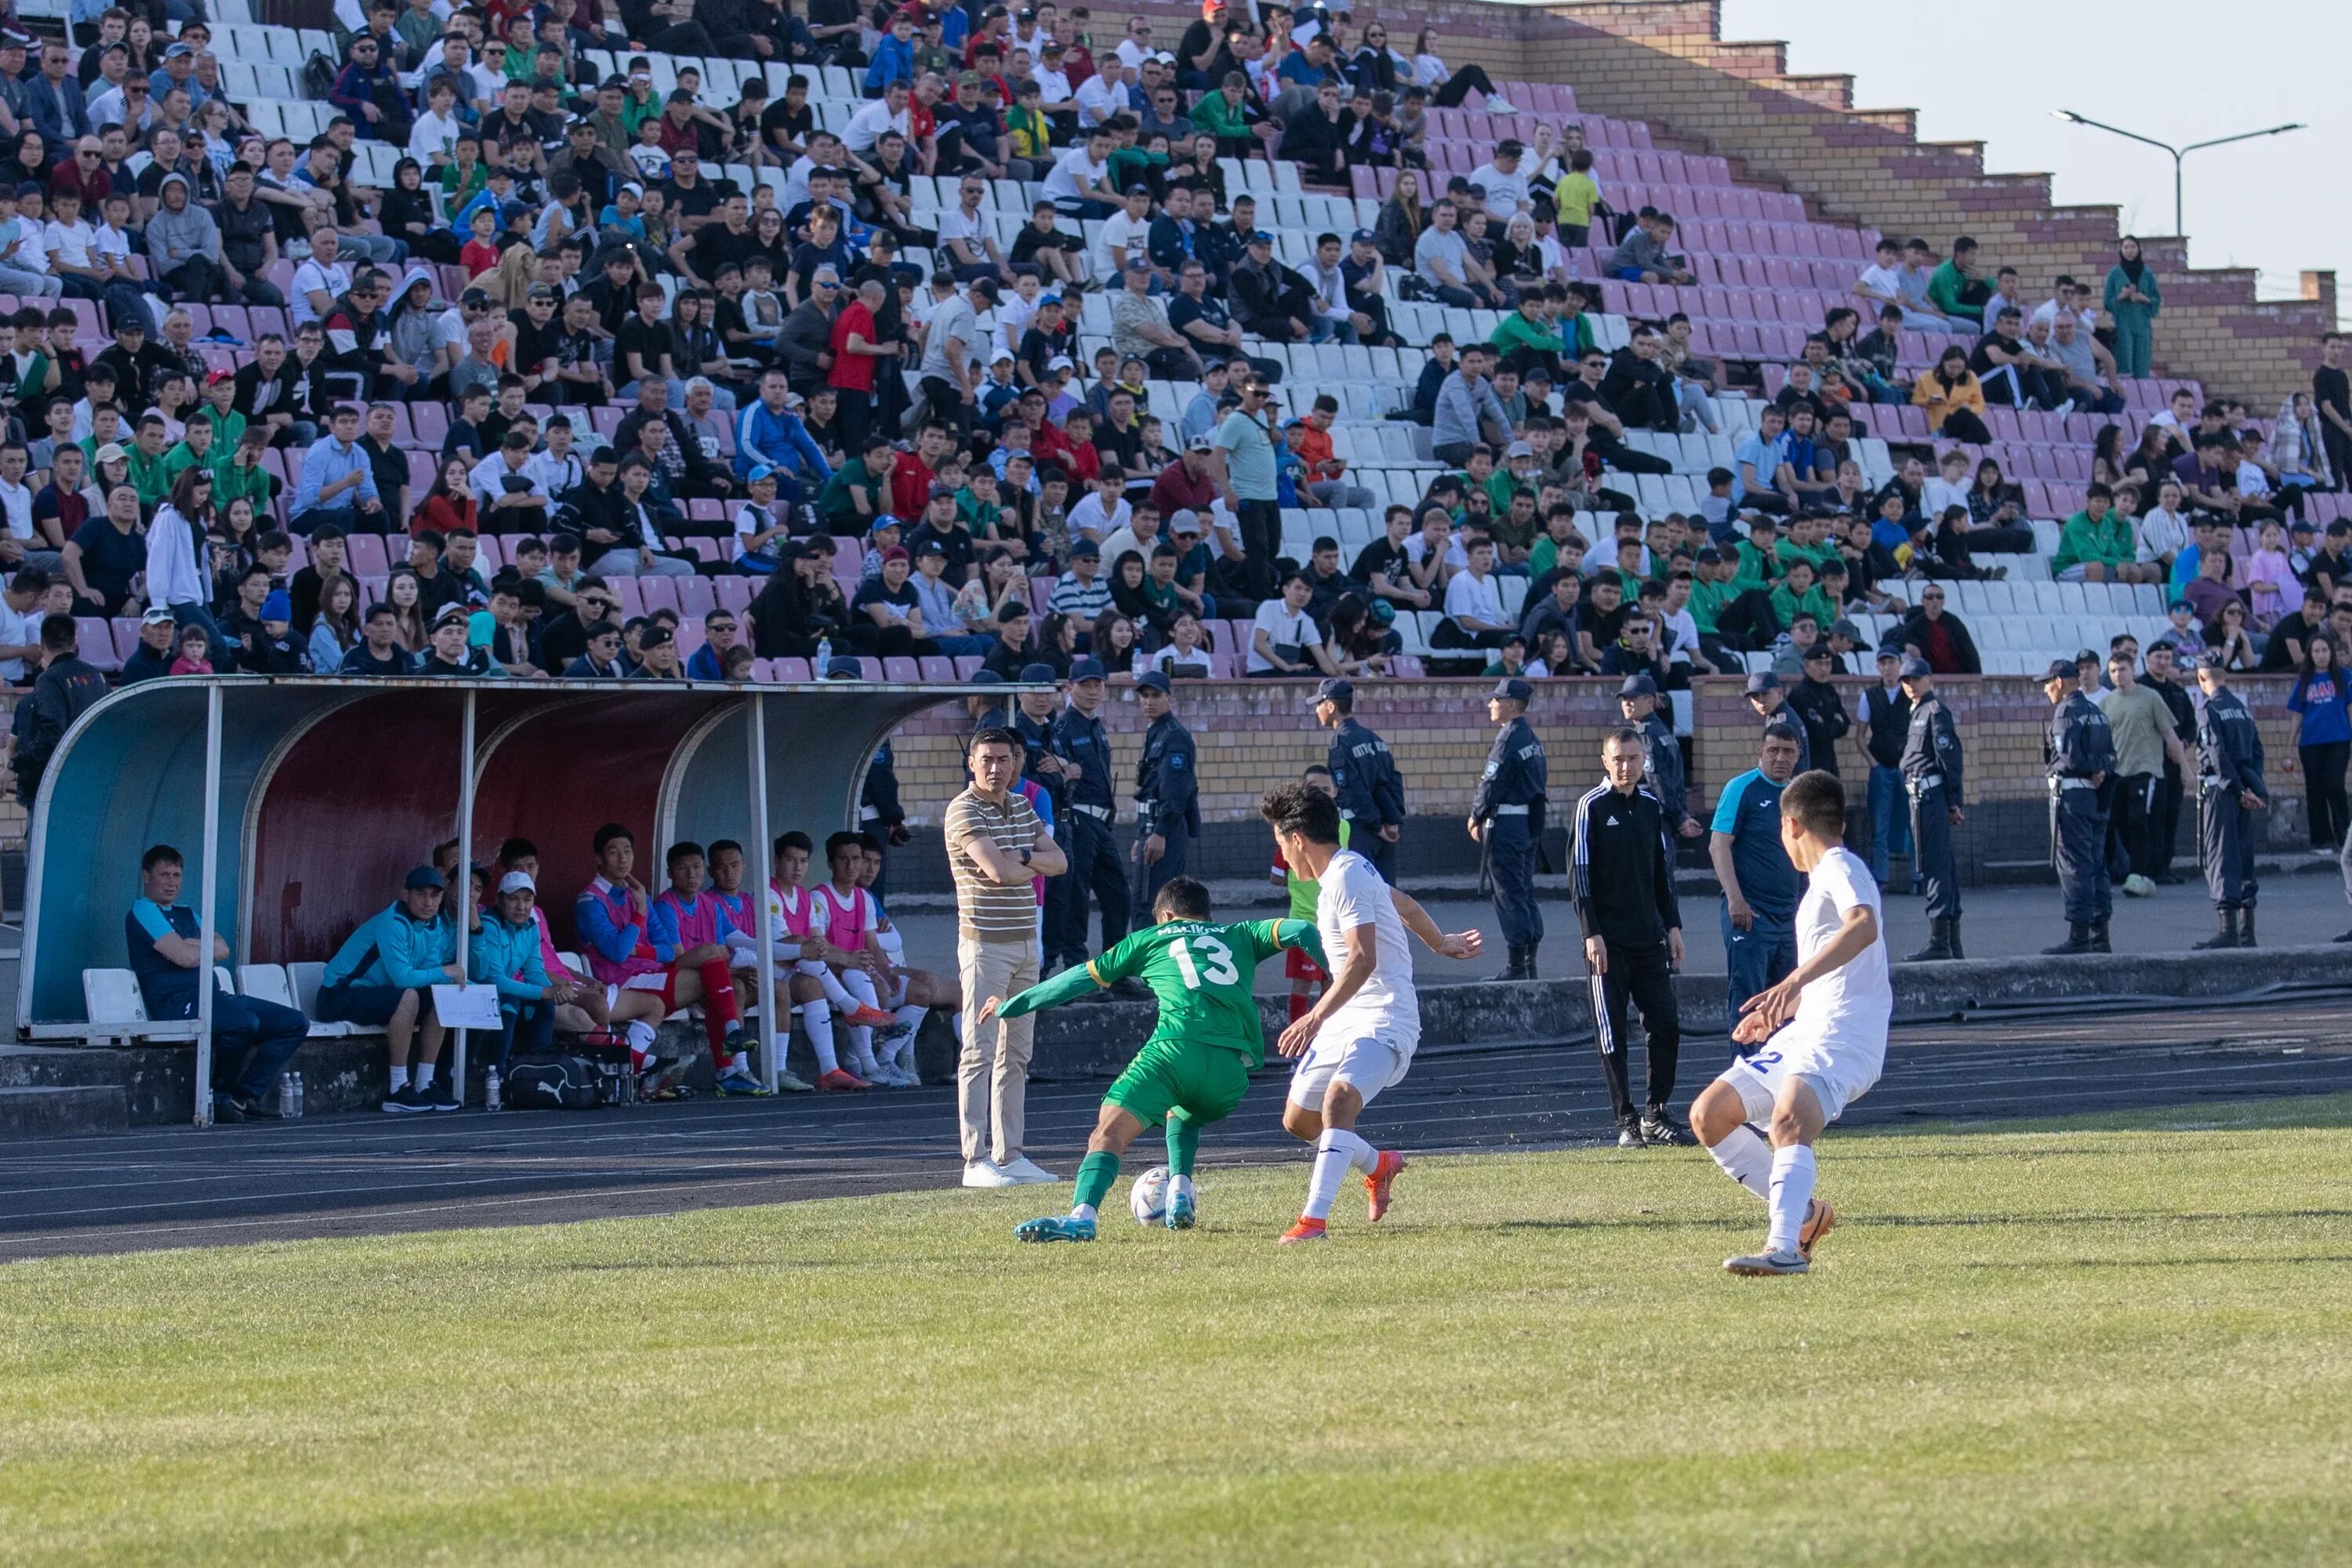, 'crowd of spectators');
0,0,2328,757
